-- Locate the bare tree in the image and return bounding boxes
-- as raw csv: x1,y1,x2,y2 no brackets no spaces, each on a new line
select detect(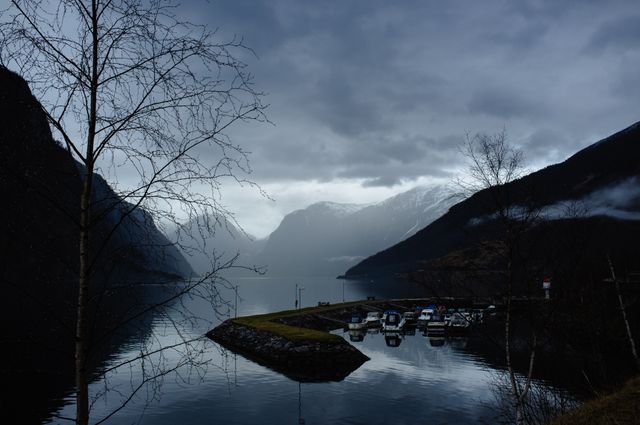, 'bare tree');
1,1,266,424
459,131,541,425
